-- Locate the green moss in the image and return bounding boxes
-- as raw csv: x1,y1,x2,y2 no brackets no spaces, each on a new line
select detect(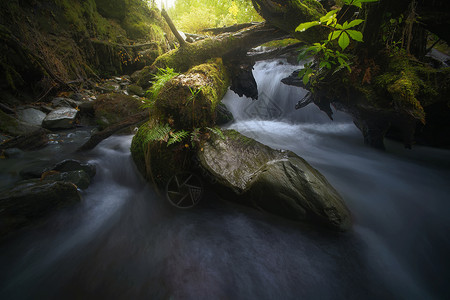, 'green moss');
93,93,142,129
131,121,192,187
154,59,229,129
